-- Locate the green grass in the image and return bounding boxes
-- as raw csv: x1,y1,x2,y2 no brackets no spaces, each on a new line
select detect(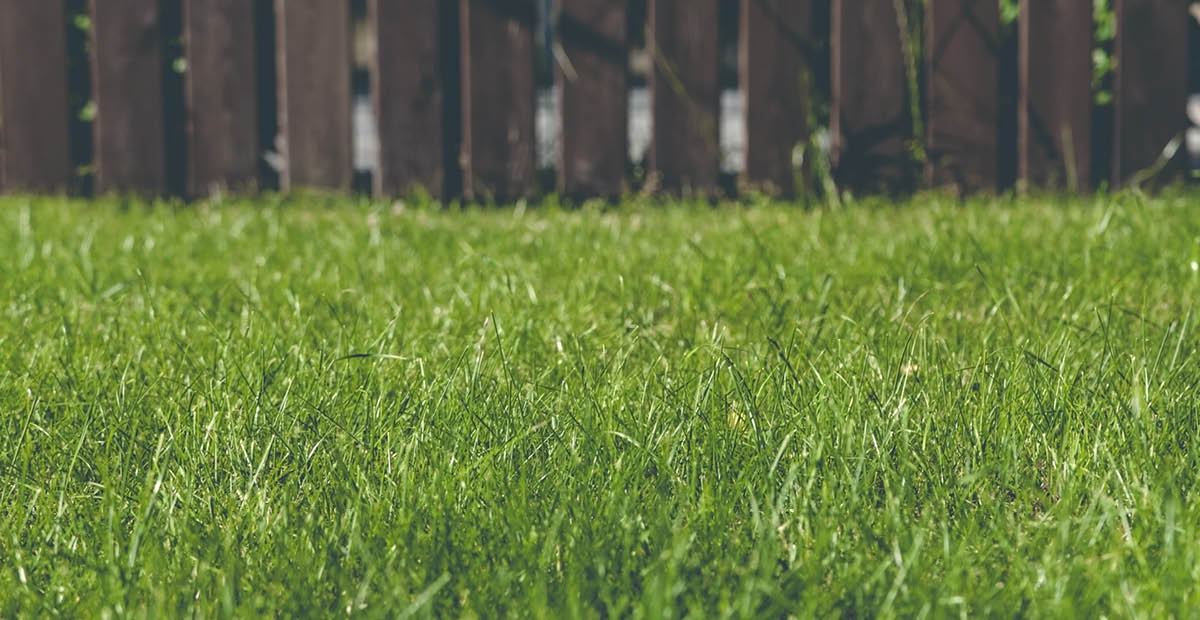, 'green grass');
3,191,1200,617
